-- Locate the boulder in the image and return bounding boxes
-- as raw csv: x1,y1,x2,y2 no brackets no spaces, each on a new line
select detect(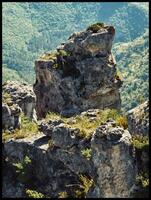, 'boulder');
126,101,149,136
